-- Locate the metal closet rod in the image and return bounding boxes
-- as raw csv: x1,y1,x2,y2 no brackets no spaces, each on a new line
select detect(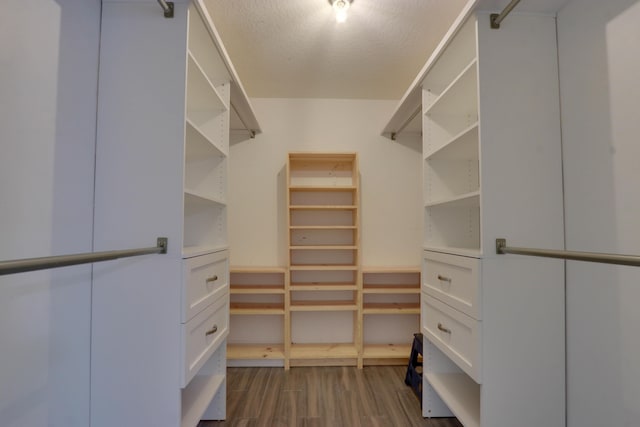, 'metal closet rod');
231,103,256,139
0,238,168,276
490,0,522,29
391,106,421,141
496,238,640,267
